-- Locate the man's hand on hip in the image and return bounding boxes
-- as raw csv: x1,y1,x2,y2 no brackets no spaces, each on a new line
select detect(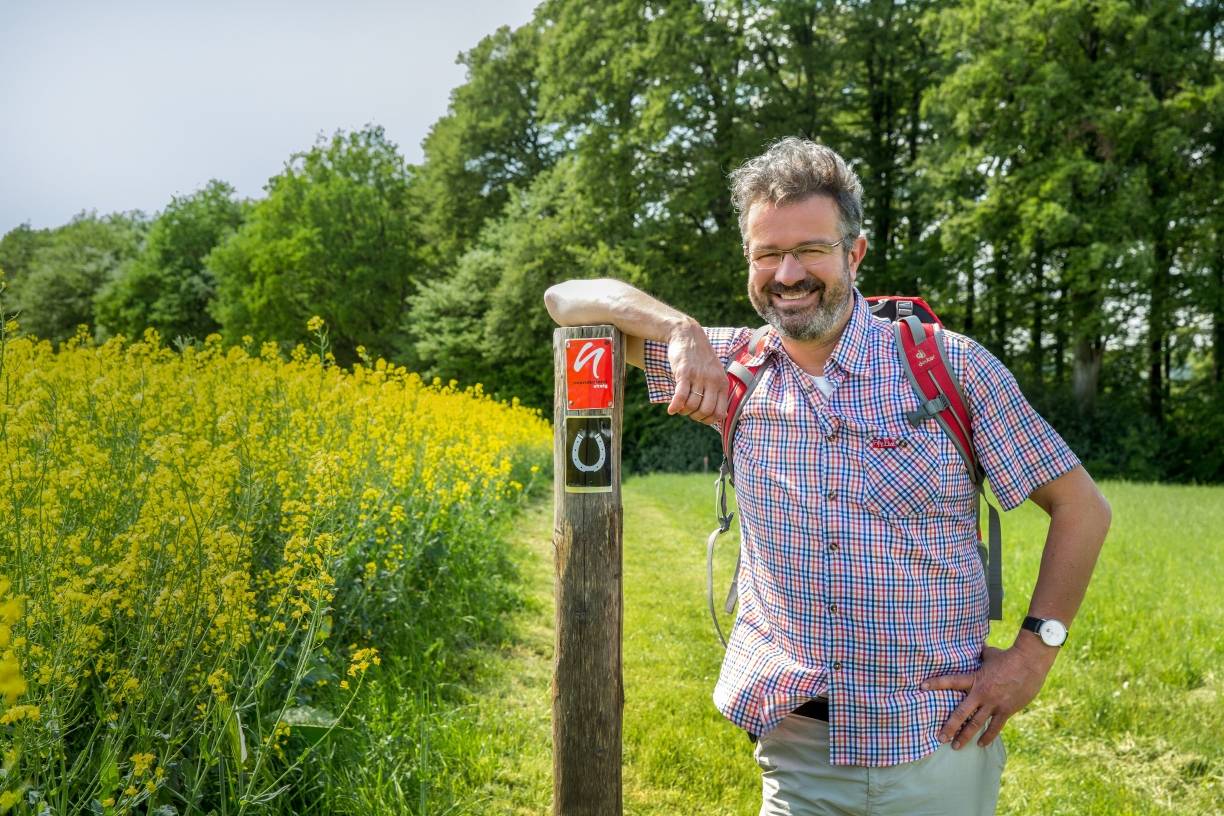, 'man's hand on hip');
922,638,1057,749
666,320,728,426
